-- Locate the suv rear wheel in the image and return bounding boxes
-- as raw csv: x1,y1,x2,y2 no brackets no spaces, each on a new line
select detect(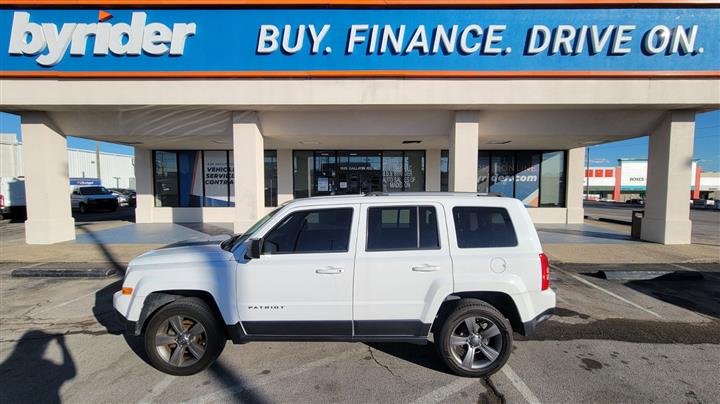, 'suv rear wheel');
437,299,513,377
143,298,226,376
